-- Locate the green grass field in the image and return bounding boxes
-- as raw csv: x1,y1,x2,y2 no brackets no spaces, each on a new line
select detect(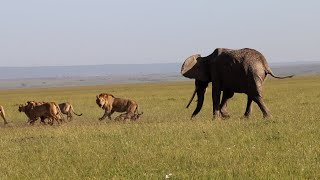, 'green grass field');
0,76,319,179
